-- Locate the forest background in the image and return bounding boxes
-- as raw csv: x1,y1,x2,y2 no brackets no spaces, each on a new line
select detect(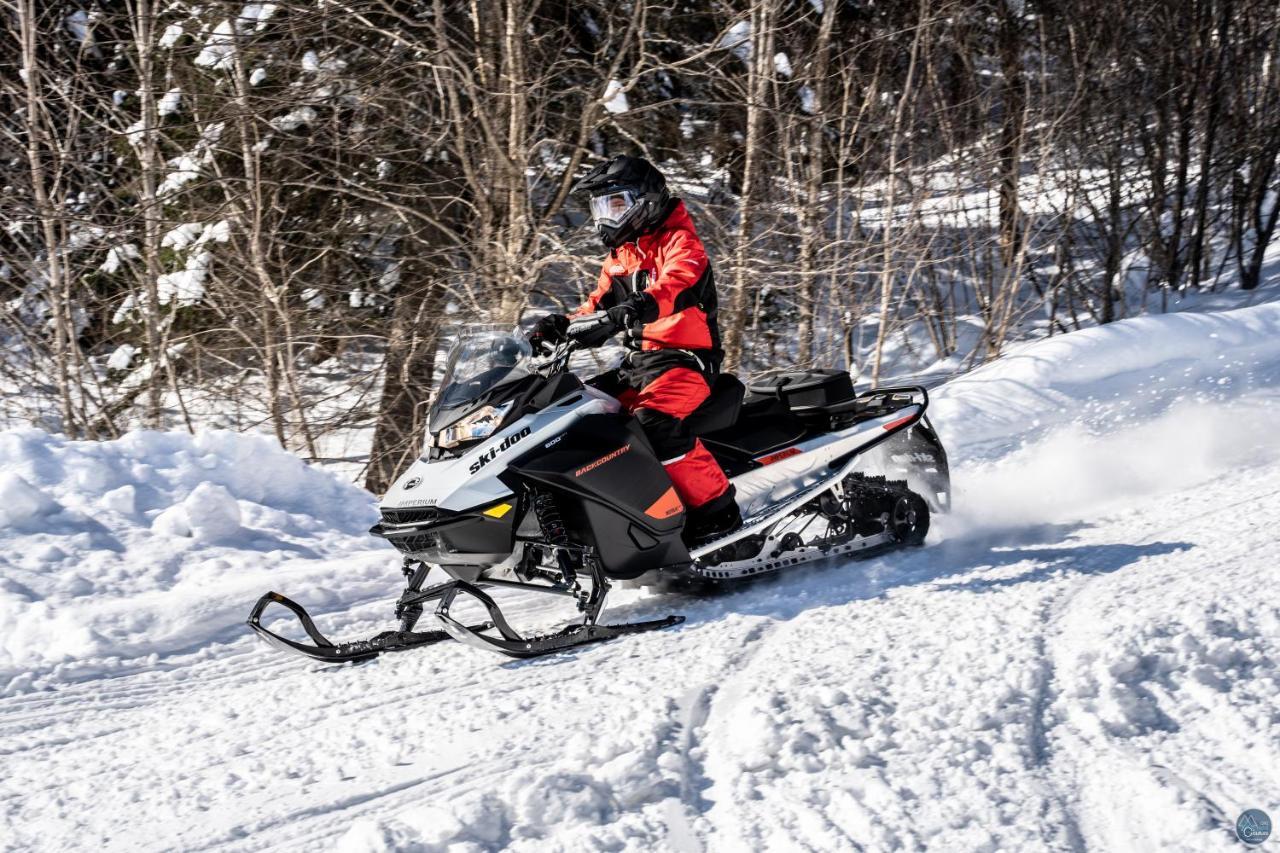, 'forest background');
3,0,1277,491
